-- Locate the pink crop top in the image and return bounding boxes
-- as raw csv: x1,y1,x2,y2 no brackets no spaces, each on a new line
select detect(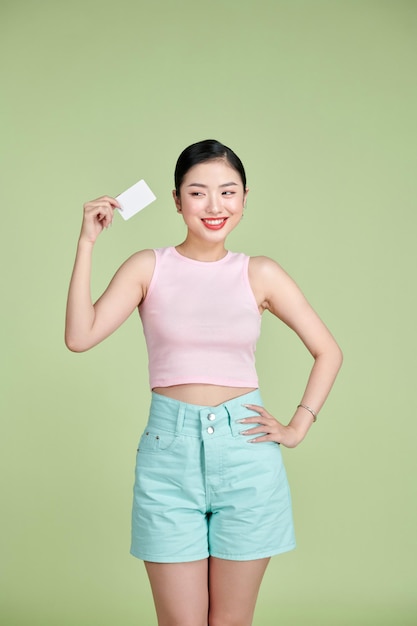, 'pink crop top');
139,247,261,389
